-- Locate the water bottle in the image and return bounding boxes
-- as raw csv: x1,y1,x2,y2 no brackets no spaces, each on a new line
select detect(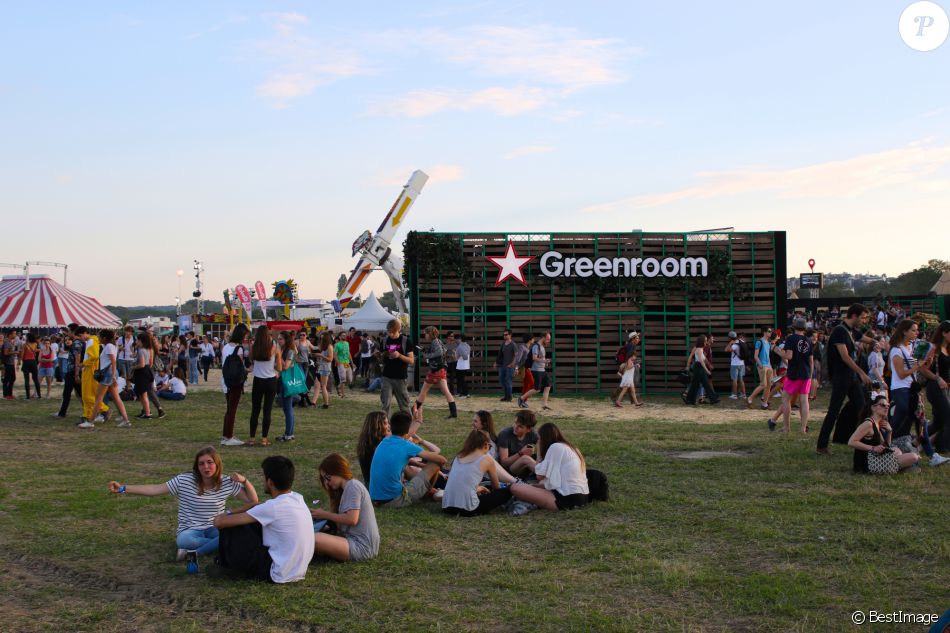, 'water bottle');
185,551,199,574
